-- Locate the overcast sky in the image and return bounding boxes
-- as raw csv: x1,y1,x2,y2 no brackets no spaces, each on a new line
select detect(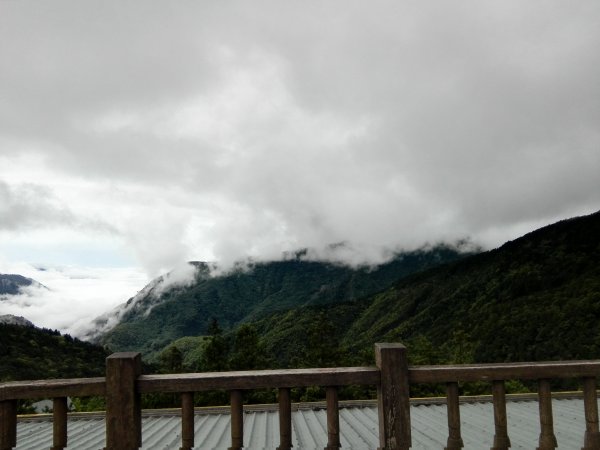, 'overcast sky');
1,1,599,334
